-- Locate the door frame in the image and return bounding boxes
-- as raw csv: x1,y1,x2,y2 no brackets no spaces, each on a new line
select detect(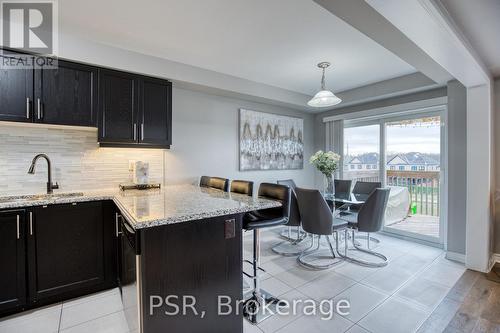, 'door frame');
338,105,448,246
